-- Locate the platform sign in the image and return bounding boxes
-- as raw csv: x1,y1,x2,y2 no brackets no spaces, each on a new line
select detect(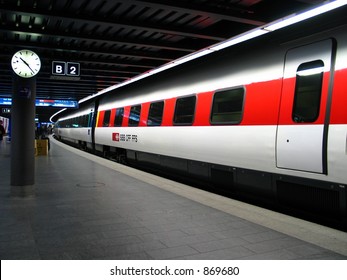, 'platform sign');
35,99,79,108
0,98,78,108
67,62,80,76
52,61,80,77
52,61,66,75
0,98,12,105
